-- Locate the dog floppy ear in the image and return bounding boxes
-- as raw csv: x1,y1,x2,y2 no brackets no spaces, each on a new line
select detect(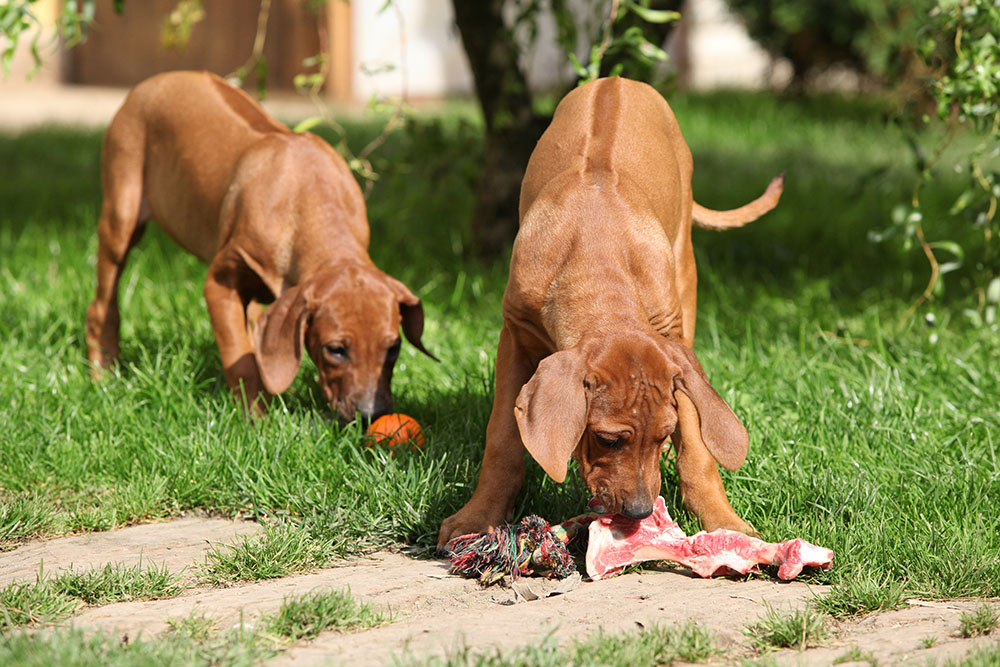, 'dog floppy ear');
385,276,438,362
514,349,589,483
666,342,748,471
254,285,311,395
